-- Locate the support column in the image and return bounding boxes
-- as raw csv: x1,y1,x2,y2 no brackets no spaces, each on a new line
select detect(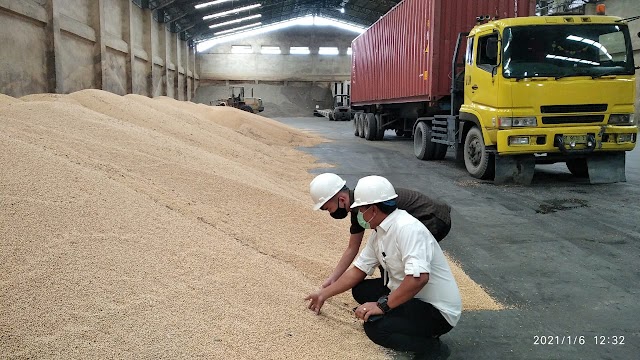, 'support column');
191,44,197,97
146,9,154,96
185,41,190,101
174,33,179,99
125,0,134,94
93,0,107,90
164,27,169,96
45,0,62,93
